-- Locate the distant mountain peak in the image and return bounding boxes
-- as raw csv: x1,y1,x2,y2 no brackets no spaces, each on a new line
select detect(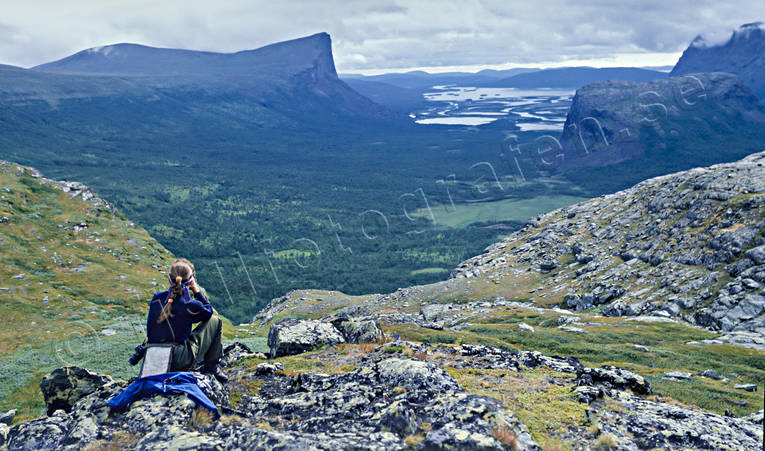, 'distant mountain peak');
690,21,763,49
672,22,765,98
